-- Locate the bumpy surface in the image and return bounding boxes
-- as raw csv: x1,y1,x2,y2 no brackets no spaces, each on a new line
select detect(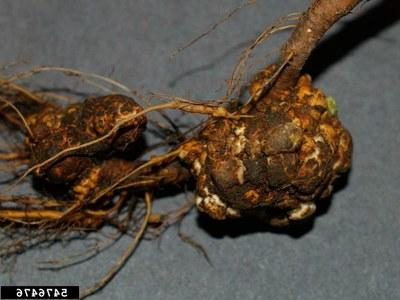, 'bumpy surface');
26,94,147,184
182,74,352,226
